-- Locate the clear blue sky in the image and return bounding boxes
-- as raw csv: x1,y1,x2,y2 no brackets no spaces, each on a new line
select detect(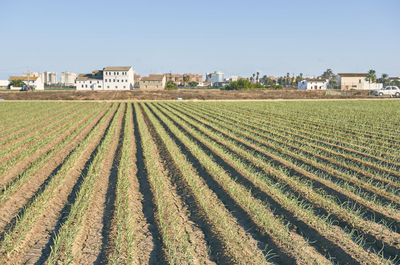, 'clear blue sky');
0,0,399,79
